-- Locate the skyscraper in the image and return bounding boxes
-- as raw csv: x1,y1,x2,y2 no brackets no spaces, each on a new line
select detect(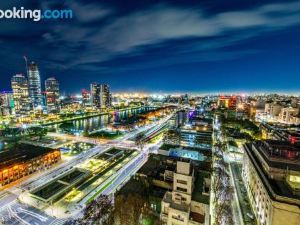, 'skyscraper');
45,77,60,113
99,84,111,109
28,61,43,108
90,83,111,109
81,89,91,107
11,74,31,115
